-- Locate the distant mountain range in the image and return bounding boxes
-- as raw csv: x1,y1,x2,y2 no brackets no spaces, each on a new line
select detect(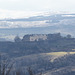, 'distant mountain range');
0,13,75,41
0,13,75,28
